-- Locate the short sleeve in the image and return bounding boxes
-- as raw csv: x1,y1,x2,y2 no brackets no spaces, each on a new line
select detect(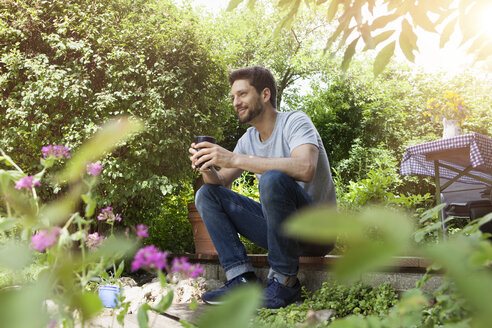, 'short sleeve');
233,139,243,154
285,112,319,152
233,134,247,154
